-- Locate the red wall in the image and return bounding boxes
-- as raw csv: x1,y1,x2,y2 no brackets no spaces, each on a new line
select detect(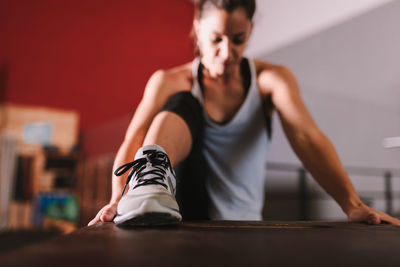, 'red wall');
0,0,194,131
